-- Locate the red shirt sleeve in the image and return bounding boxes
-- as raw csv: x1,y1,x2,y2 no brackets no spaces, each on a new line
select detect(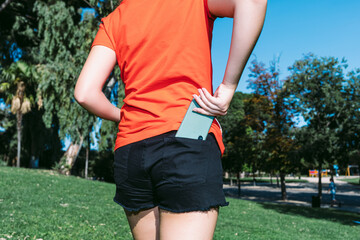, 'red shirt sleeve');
92,17,116,51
